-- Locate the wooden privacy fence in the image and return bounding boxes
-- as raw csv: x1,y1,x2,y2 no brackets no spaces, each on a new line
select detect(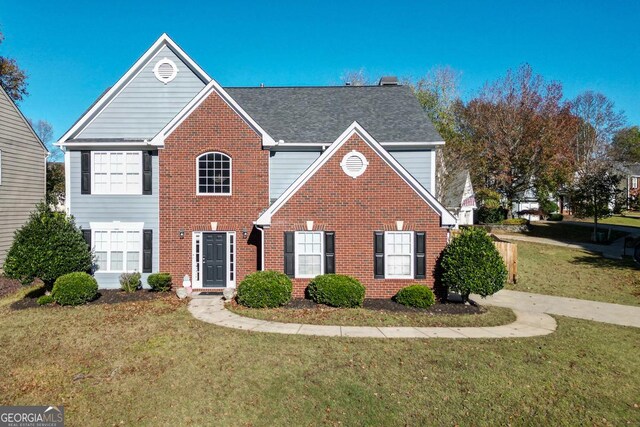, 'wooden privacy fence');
492,236,518,284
